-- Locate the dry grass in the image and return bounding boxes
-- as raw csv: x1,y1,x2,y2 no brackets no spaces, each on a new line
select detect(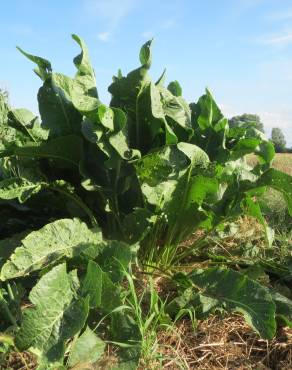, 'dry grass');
156,315,292,370
247,153,292,175
271,154,292,176
4,318,291,370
